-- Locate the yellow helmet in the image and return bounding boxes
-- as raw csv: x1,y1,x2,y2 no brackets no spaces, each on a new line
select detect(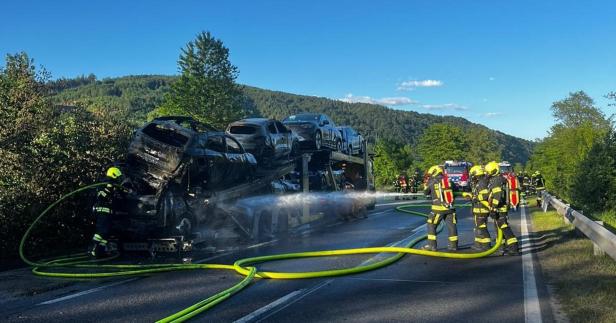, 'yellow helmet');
106,166,123,179
484,161,500,176
469,165,485,177
428,165,443,176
